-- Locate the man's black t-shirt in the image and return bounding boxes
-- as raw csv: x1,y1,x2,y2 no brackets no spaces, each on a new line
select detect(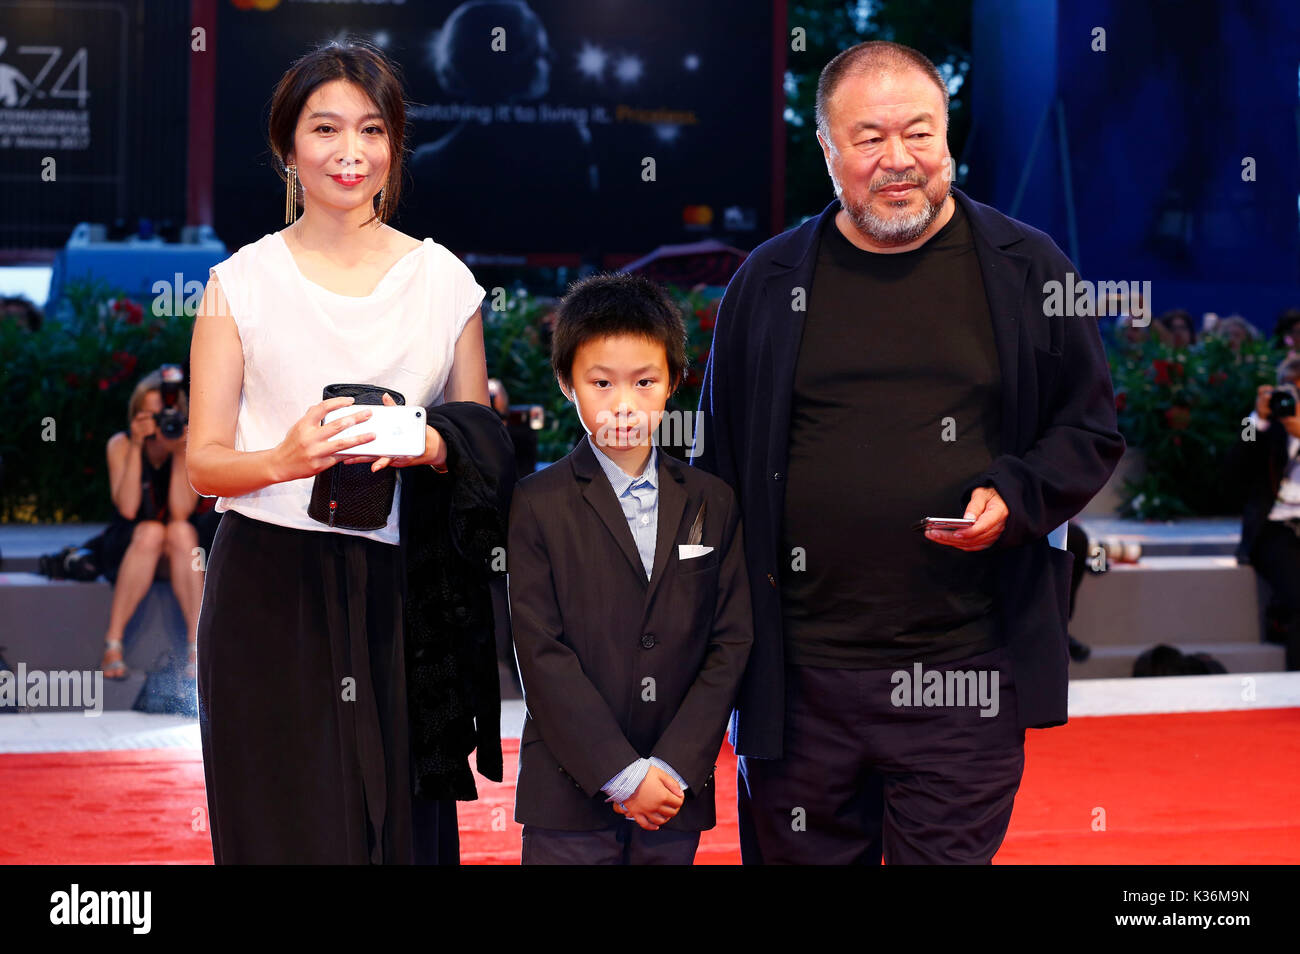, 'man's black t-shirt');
779,199,1005,668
